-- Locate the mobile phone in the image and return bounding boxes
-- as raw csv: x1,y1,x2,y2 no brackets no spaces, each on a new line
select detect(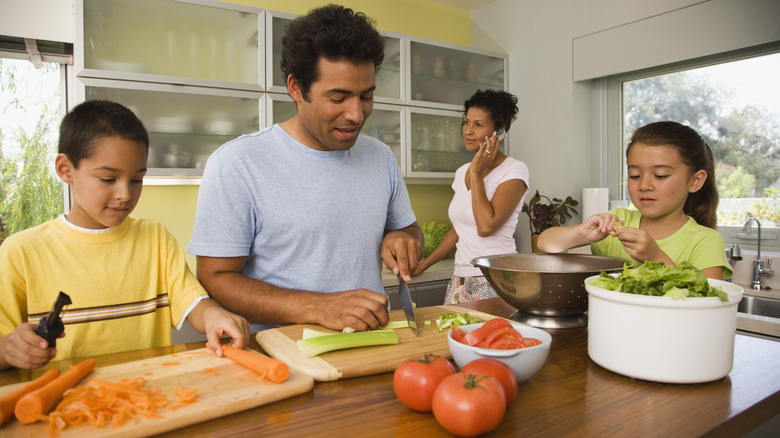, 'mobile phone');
483,128,506,145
